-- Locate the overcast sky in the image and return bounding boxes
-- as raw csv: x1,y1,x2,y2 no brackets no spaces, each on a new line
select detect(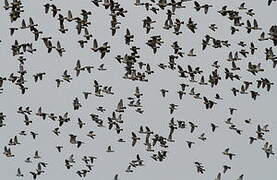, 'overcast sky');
0,0,276,179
